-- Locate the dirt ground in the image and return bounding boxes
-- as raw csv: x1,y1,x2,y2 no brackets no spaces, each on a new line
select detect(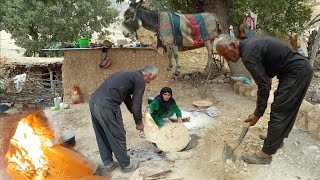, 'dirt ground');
1,30,320,180
54,80,320,180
